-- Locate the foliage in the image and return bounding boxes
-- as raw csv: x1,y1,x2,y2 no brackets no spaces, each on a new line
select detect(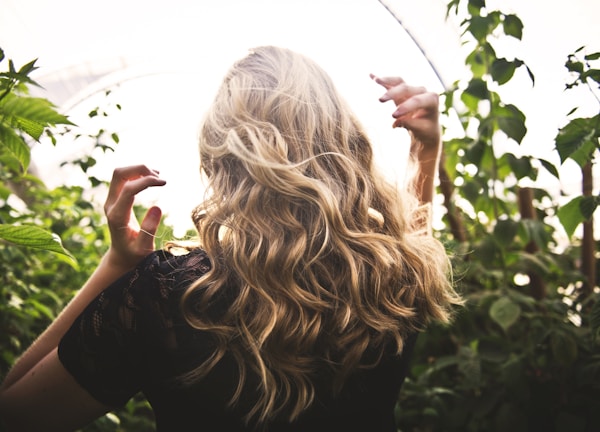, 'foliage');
0,47,75,260
2,2,600,431
0,50,157,431
395,1,600,431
